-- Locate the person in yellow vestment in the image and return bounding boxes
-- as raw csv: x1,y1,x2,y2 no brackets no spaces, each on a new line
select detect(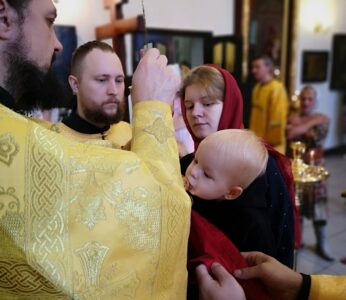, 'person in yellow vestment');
0,0,191,299
249,55,289,154
51,40,132,149
195,251,346,300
